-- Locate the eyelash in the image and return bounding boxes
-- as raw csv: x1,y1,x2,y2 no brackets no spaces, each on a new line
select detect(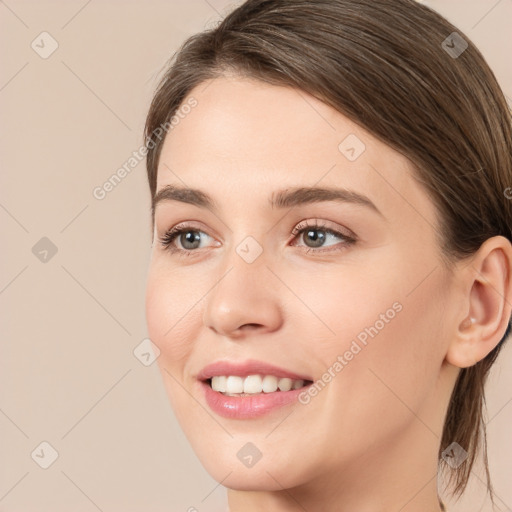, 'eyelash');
158,220,356,258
